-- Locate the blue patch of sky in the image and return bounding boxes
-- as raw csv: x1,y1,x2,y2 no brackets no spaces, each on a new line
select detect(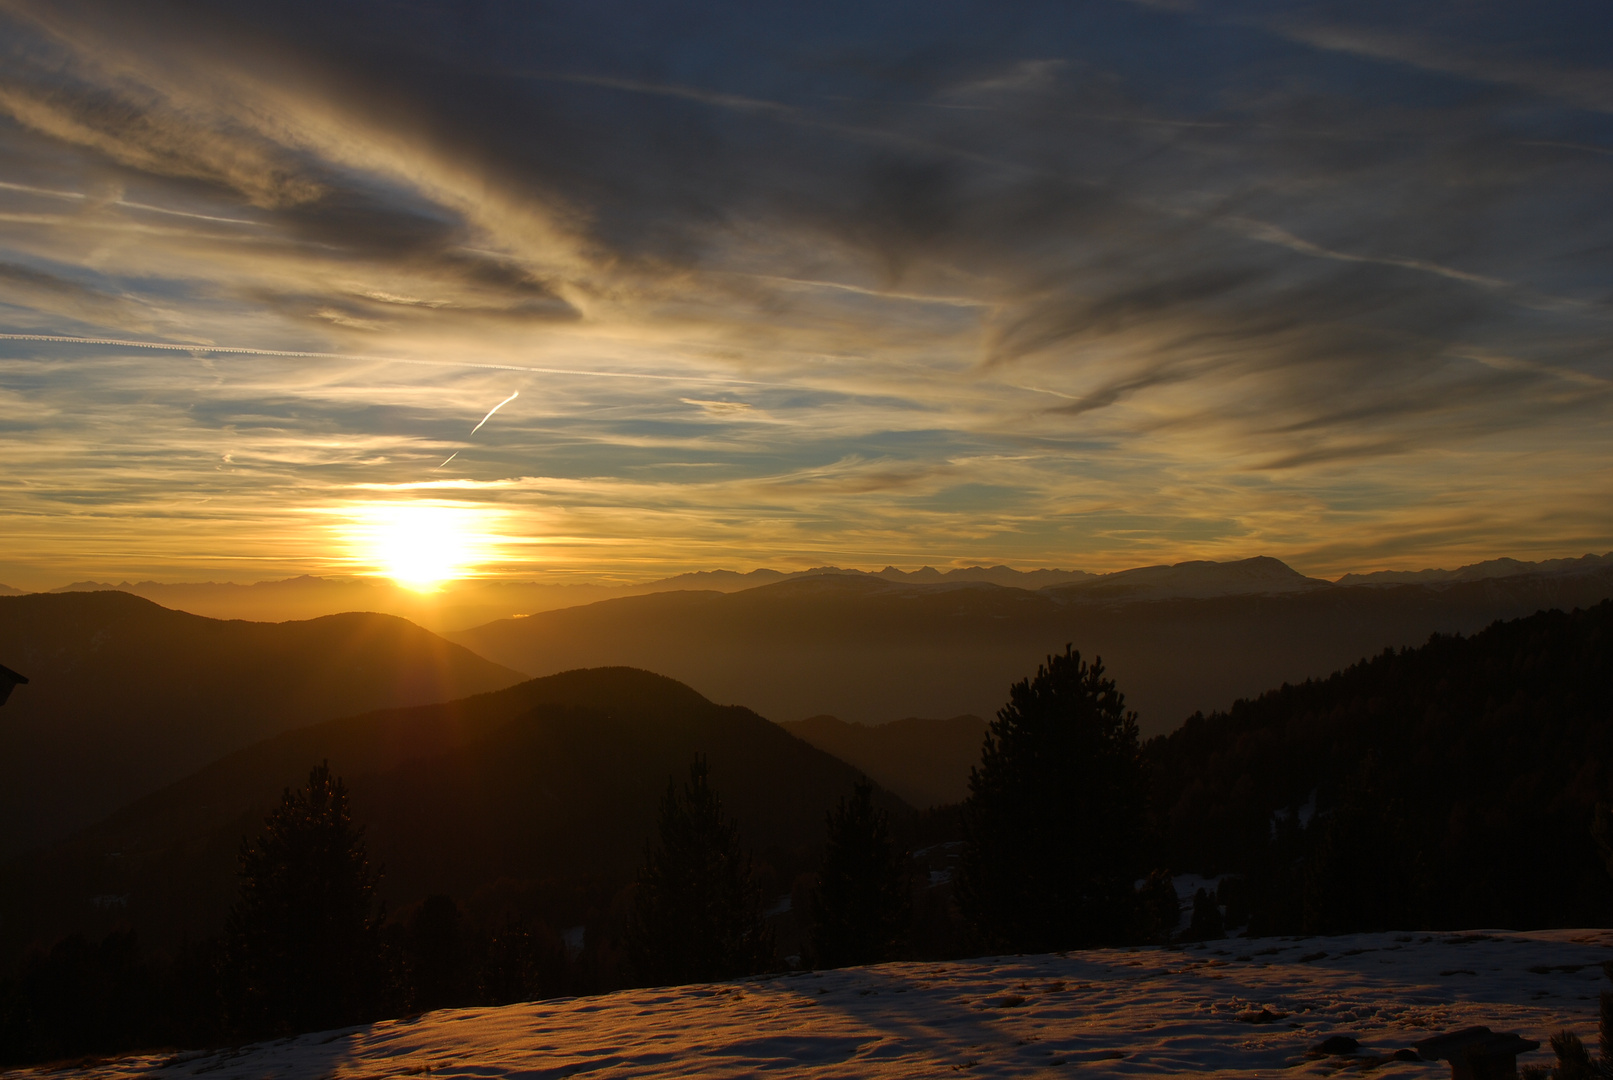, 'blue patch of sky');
905,482,1030,514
